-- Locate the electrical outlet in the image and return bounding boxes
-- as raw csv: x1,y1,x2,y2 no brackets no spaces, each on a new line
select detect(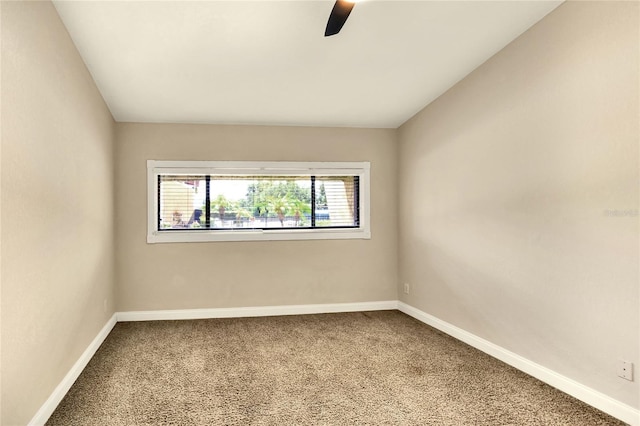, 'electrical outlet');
403,283,410,294
617,360,633,381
